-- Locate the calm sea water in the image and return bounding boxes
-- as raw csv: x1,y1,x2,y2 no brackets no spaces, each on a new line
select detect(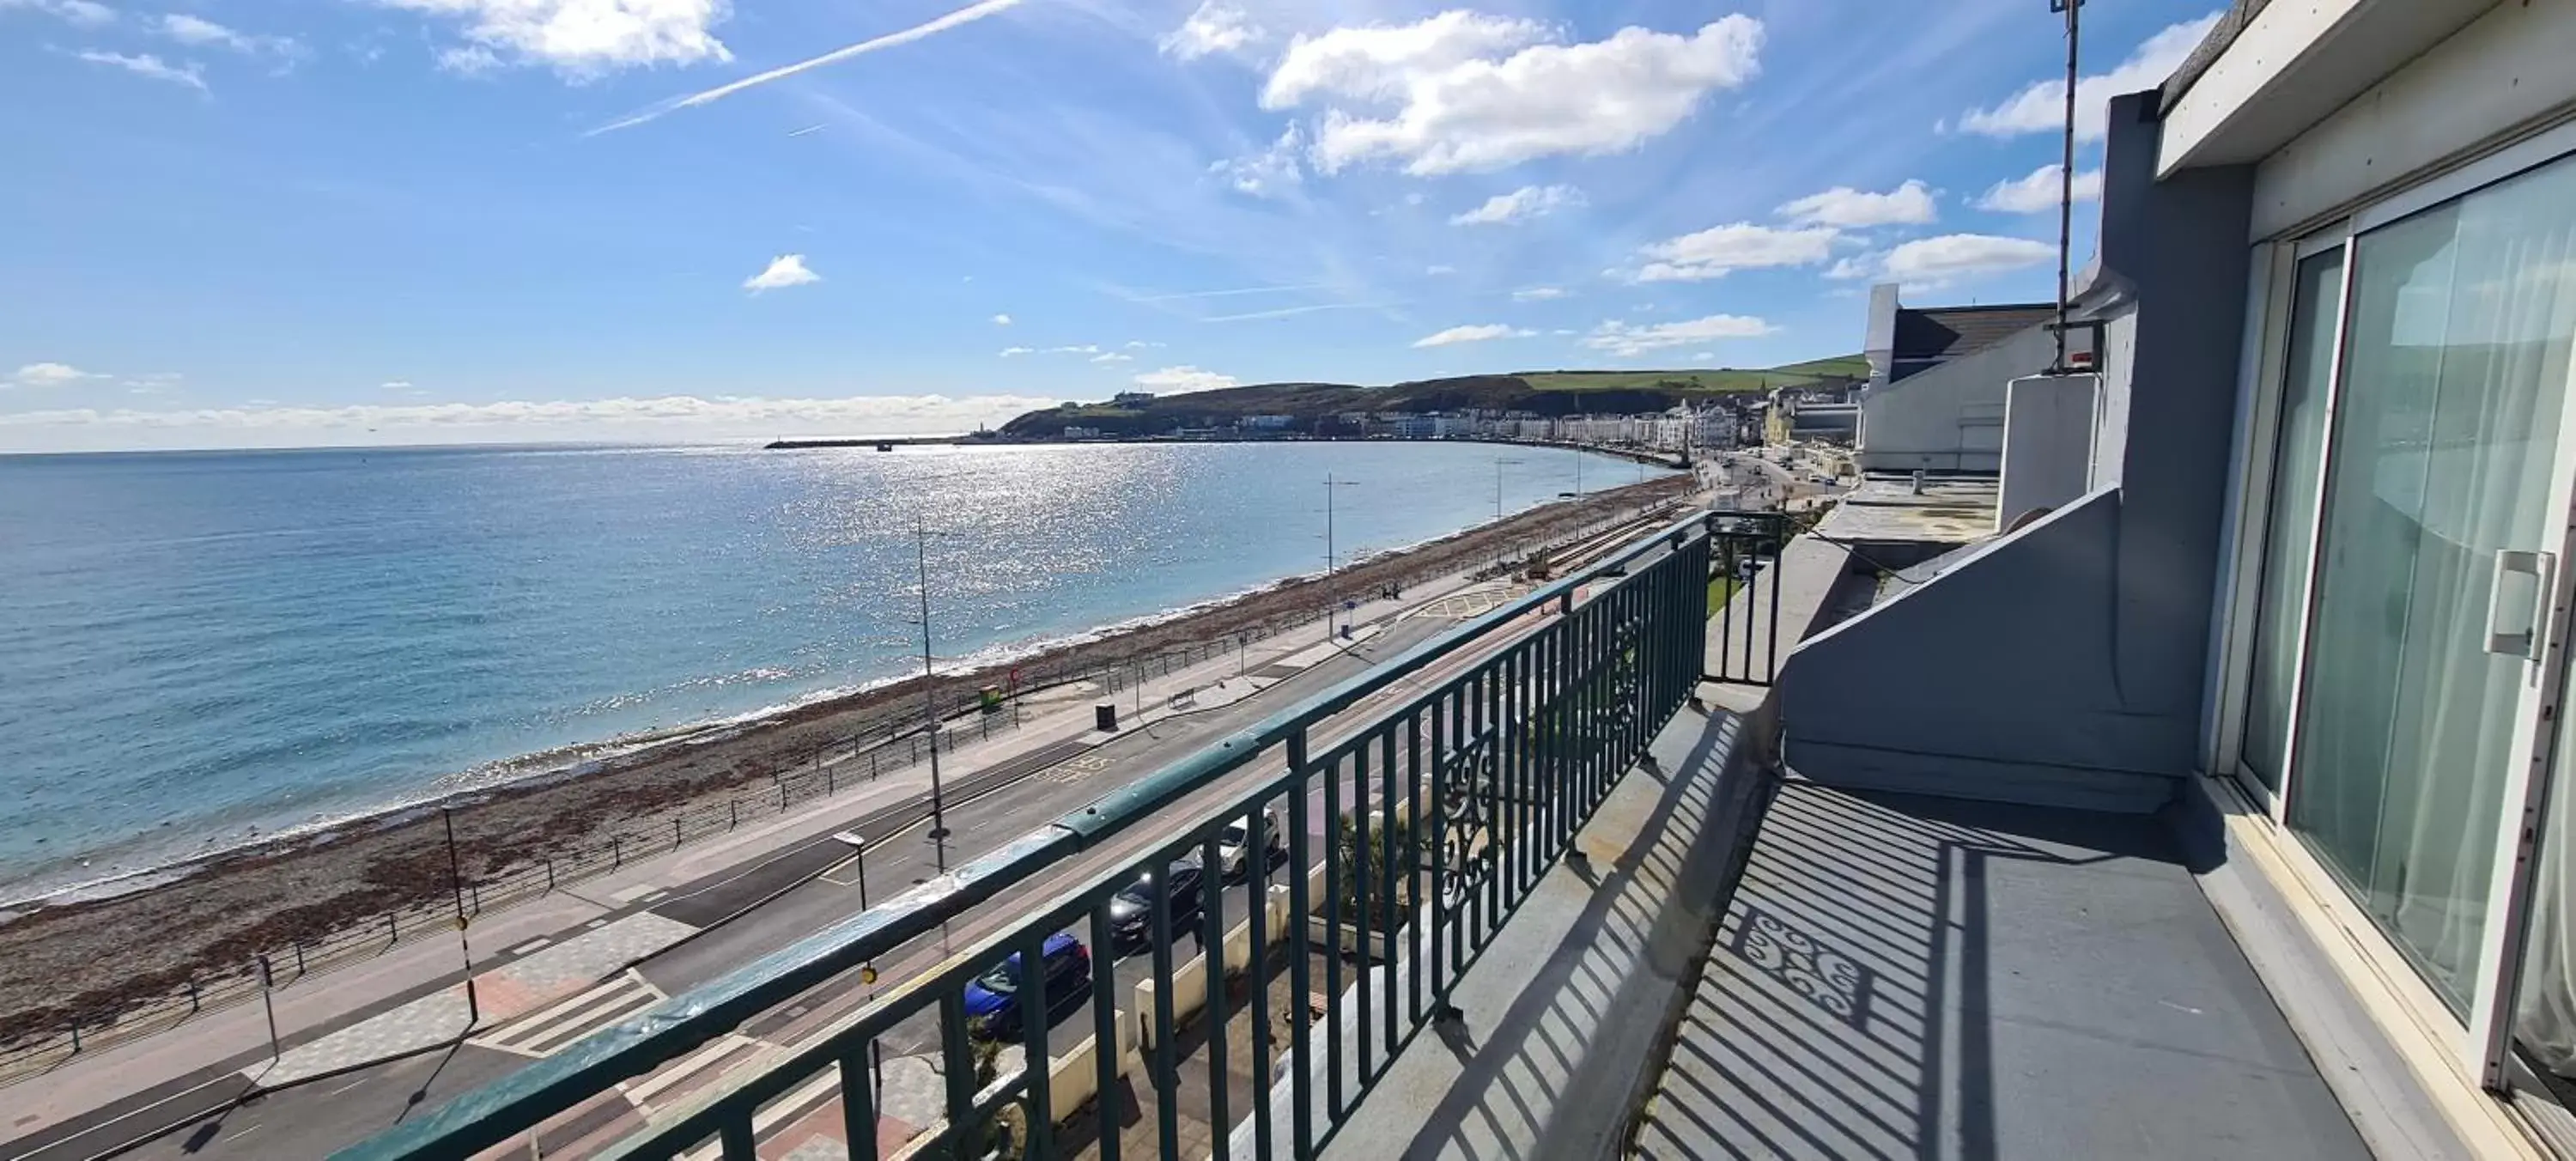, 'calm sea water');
0,441,1660,897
